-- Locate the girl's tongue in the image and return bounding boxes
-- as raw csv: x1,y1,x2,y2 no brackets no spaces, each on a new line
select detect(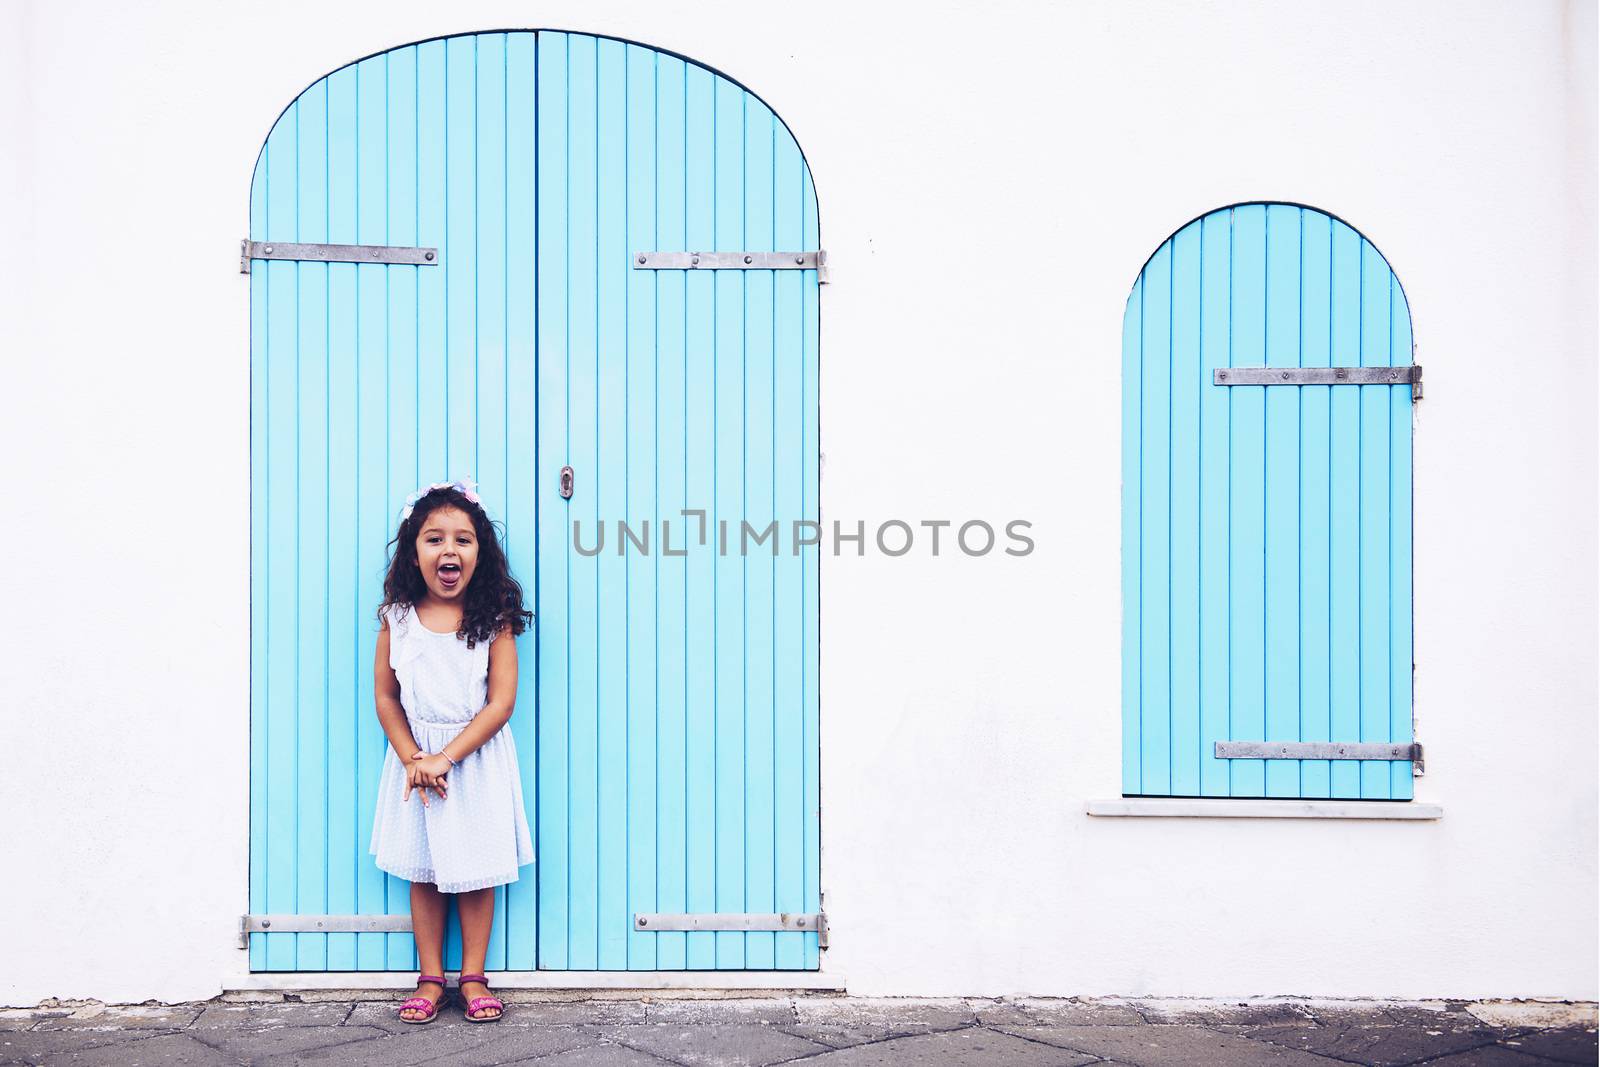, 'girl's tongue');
439,564,461,588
